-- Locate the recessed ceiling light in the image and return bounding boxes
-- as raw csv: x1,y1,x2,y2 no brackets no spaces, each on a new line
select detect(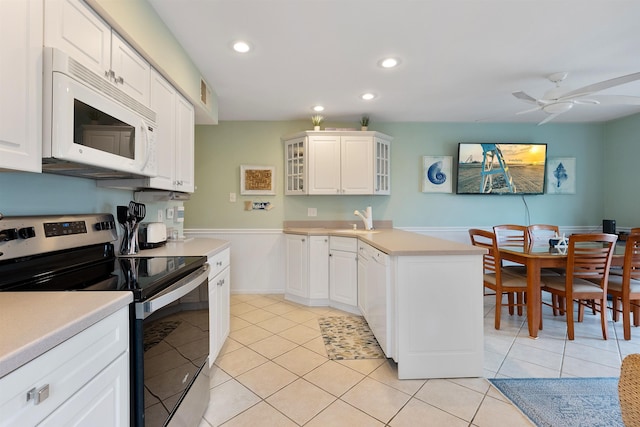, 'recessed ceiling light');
379,57,399,68
361,93,376,101
232,41,251,53
313,105,325,112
